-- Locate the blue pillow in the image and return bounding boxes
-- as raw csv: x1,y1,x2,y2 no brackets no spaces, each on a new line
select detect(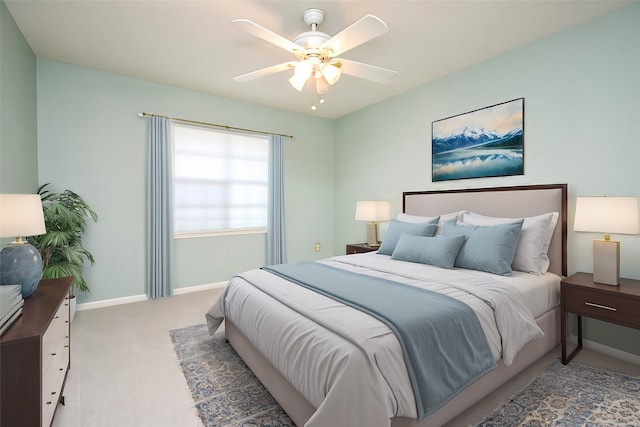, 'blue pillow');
441,220,524,276
377,218,439,255
391,234,467,269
